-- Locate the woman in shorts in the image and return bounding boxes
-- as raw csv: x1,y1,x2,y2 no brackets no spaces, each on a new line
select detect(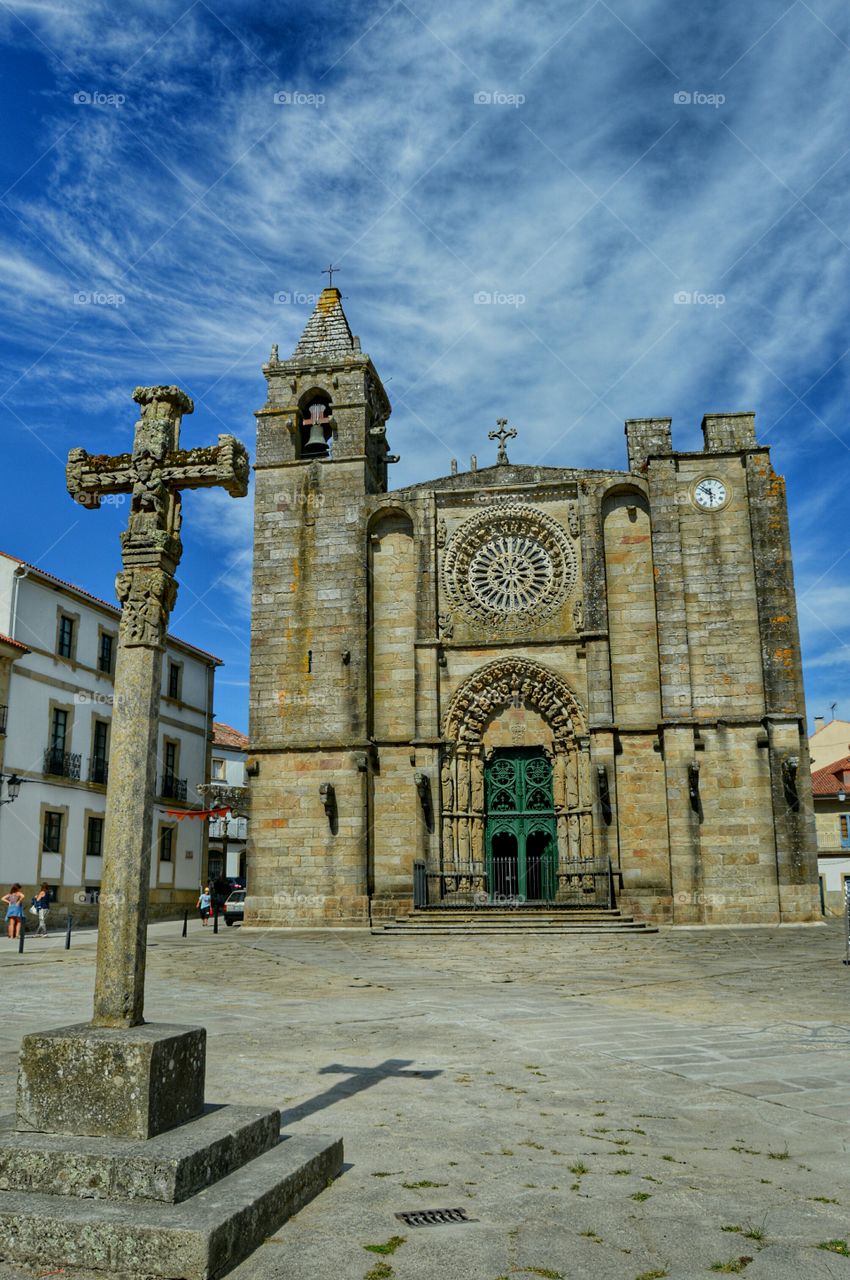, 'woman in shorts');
2,883,25,940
